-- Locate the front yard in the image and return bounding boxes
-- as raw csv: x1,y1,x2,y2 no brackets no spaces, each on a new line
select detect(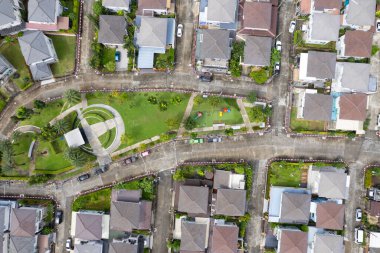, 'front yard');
290,107,326,132
49,35,77,77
